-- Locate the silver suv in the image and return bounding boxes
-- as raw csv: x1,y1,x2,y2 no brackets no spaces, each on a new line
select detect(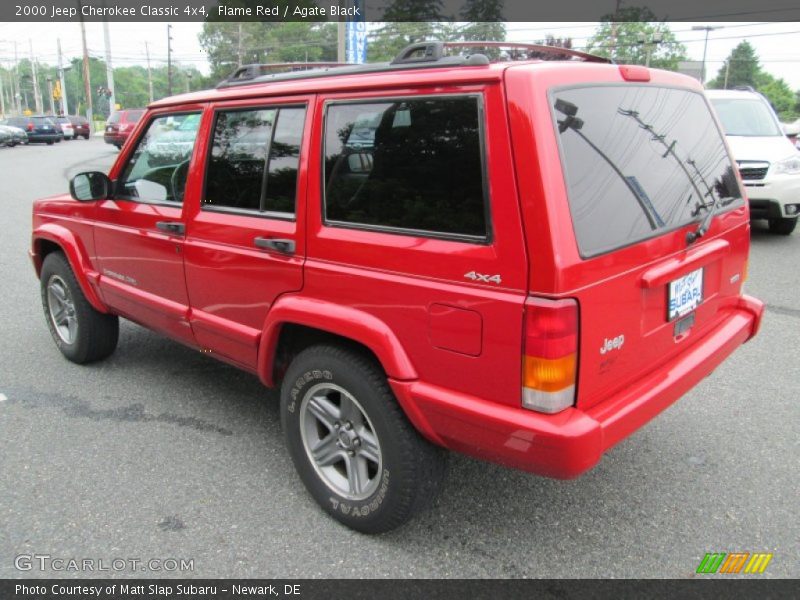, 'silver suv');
707,88,800,235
